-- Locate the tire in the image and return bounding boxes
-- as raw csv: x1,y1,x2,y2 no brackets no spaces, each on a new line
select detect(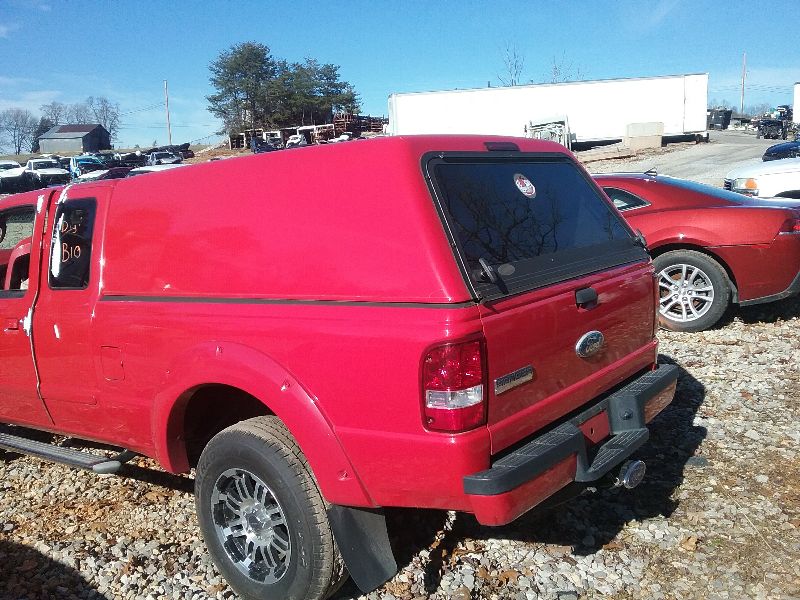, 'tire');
195,416,346,600
652,250,731,333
